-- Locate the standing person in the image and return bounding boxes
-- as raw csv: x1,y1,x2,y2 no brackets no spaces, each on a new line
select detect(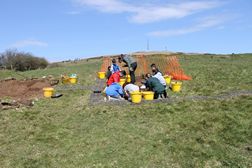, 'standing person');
110,58,121,74
144,73,166,99
118,54,137,84
151,64,167,98
106,70,126,86
123,82,139,99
